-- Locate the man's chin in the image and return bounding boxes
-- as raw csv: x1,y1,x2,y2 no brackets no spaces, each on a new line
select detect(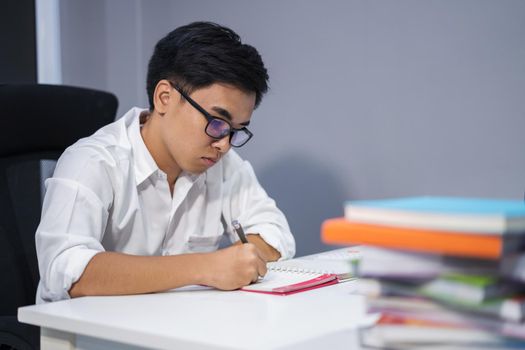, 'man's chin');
186,164,214,176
